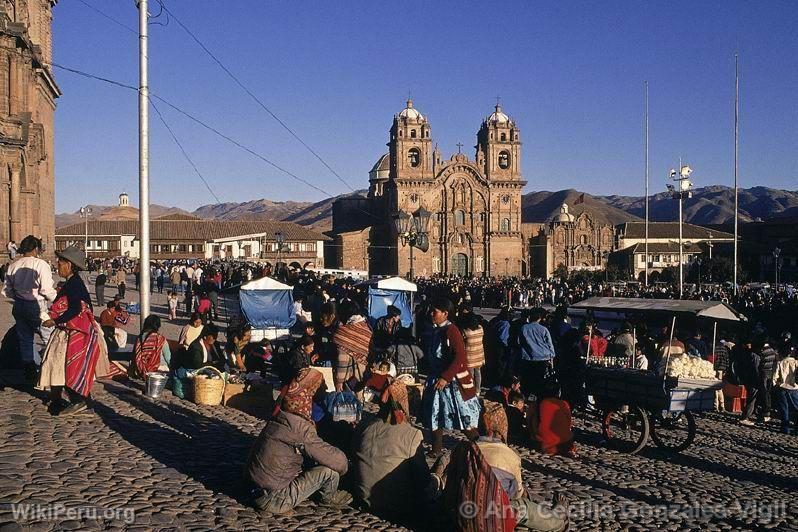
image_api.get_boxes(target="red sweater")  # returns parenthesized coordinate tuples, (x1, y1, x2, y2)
(440, 324, 477, 401)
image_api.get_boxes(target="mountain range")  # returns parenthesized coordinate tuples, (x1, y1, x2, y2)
(56, 185, 797, 230)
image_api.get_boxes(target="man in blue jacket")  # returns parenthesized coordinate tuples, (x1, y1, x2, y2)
(517, 308, 556, 399)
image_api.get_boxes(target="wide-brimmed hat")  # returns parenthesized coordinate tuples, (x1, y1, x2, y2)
(55, 246, 87, 271)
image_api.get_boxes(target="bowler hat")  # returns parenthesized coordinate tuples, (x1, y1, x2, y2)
(55, 245, 87, 271)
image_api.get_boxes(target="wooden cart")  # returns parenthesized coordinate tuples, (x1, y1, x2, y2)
(586, 366, 723, 453)
(567, 297, 745, 454)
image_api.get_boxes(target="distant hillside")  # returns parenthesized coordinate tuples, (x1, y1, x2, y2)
(600, 186, 798, 225)
(55, 204, 192, 228)
(522, 189, 641, 225)
(191, 190, 367, 232)
(57, 185, 797, 230)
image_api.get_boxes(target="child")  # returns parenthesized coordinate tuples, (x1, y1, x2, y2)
(167, 290, 179, 321)
(505, 390, 529, 444)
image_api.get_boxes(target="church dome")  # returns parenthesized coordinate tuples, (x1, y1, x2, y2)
(369, 153, 390, 180)
(488, 104, 509, 124)
(554, 203, 575, 223)
(398, 99, 423, 120)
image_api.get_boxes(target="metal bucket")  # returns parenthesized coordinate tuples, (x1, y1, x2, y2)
(145, 372, 169, 399)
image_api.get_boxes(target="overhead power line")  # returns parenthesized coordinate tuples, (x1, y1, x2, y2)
(51, 62, 382, 225)
(149, 98, 222, 203)
(155, 0, 357, 193)
(77, 0, 138, 34)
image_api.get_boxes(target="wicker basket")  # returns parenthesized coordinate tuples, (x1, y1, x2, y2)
(193, 366, 226, 406)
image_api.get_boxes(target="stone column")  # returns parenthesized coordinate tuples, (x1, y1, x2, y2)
(9, 162, 20, 241)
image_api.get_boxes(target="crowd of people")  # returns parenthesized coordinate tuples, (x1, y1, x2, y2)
(2, 243, 797, 530)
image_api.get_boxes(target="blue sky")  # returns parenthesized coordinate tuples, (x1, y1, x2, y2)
(53, 1, 798, 213)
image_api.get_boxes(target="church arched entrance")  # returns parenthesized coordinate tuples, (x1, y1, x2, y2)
(452, 253, 469, 277)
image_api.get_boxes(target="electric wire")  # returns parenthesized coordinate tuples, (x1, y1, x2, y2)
(76, 0, 138, 35)
(51, 62, 383, 226)
(154, 0, 357, 193)
(149, 98, 222, 203)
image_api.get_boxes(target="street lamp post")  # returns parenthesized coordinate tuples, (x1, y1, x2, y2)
(393, 208, 431, 279)
(79, 206, 92, 254)
(773, 247, 781, 292)
(667, 163, 694, 298)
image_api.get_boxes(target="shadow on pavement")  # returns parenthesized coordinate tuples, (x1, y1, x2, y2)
(94, 382, 256, 505)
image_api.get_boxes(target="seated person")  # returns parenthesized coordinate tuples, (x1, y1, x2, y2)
(99, 298, 130, 350)
(314, 303, 340, 366)
(129, 315, 171, 379)
(505, 390, 529, 445)
(392, 327, 424, 377)
(178, 324, 225, 370)
(435, 405, 568, 532)
(178, 313, 204, 350)
(274, 335, 316, 386)
(332, 314, 372, 392)
(225, 323, 252, 371)
(485, 374, 522, 405)
(527, 383, 576, 457)
(243, 339, 273, 374)
(246, 349, 350, 516)
(351, 380, 429, 524)
(370, 305, 402, 359)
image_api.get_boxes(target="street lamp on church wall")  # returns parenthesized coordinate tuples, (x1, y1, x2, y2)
(394, 207, 431, 279)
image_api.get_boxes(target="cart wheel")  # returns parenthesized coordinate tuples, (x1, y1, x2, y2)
(602, 406, 649, 454)
(650, 411, 696, 452)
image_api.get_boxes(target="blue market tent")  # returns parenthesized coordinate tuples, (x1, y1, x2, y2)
(359, 277, 417, 328)
(239, 277, 296, 329)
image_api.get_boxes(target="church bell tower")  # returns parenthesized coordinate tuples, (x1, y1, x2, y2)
(477, 103, 521, 181)
(388, 99, 433, 180)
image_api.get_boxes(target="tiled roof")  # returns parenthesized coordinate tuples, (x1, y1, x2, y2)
(56, 219, 330, 241)
(154, 213, 202, 221)
(627, 242, 703, 254)
(619, 222, 734, 240)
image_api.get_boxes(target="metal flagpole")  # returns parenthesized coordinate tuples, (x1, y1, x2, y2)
(644, 81, 650, 287)
(733, 53, 739, 296)
(138, 0, 151, 323)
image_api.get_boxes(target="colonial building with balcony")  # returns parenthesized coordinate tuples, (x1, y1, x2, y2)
(614, 221, 734, 280)
(55, 214, 329, 268)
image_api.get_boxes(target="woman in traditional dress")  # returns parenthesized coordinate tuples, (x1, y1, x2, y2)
(273, 344, 327, 421)
(38, 246, 103, 416)
(421, 297, 481, 457)
(129, 315, 171, 379)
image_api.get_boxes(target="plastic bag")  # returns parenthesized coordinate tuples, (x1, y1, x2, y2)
(325, 390, 362, 423)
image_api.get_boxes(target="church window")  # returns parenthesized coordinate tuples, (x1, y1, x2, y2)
(500, 132, 506, 141)
(501, 218, 510, 232)
(478, 212, 485, 223)
(455, 210, 465, 226)
(409, 193, 419, 203)
(498, 151, 510, 170)
(408, 148, 420, 167)
(580, 235, 588, 245)
(411, 129, 417, 138)
(399, 130, 403, 137)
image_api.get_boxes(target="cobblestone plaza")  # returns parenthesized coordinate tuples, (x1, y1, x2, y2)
(0, 276, 796, 531)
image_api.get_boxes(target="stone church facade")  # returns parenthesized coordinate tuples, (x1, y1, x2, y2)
(530, 203, 615, 277)
(0, 0, 59, 254)
(329, 100, 526, 277)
